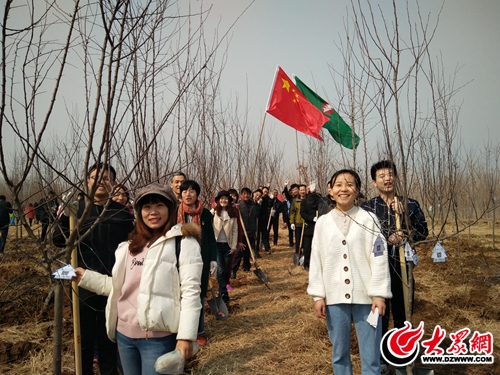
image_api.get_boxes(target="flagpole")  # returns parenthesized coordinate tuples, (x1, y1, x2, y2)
(295, 130, 300, 183)
(251, 112, 267, 187)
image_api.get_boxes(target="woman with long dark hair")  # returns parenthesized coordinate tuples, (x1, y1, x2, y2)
(73, 183, 203, 374)
(211, 190, 238, 302)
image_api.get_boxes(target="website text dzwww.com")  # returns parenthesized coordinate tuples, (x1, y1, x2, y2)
(421, 355, 494, 364)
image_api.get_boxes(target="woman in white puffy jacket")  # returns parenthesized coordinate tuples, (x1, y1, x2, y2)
(73, 183, 203, 375)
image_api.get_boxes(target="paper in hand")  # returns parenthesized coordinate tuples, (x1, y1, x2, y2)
(52, 264, 76, 280)
(366, 307, 379, 328)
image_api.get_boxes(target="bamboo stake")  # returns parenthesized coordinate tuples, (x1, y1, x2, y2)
(70, 204, 82, 375)
(394, 197, 409, 319)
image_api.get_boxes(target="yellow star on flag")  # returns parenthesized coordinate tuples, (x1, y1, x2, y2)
(281, 78, 290, 92)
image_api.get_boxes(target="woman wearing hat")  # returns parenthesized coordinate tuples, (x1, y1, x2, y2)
(212, 190, 238, 303)
(73, 183, 203, 375)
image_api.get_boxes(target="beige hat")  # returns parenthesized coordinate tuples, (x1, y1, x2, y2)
(134, 183, 177, 209)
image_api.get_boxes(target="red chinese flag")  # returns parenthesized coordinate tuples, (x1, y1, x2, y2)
(266, 66, 328, 140)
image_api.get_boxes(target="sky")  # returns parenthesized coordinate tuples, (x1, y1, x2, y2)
(201, 0, 500, 159)
(3, 0, 499, 175)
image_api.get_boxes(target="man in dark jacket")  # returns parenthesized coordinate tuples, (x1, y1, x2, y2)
(361, 160, 428, 374)
(36, 191, 58, 242)
(256, 186, 273, 254)
(0, 195, 13, 254)
(282, 183, 299, 247)
(299, 183, 323, 271)
(269, 189, 282, 246)
(232, 187, 260, 276)
(53, 163, 134, 375)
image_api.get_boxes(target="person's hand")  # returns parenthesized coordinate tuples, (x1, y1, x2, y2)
(237, 242, 246, 250)
(229, 248, 236, 255)
(269, 193, 274, 200)
(257, 198, 262, 205)
(372, 299, 386, 316)
(290, 224, 296, 231)
(313, 217, 317, 222)
(388, 199, 404, 215)
(284, 181, 289, 187)
(388, 233, 405, 246)
(210, 261, 217, 275)
(175, 339, 193, 360)
(314, 299, 326, 319)
(72, 267, 86, 283)
(270, 209, 276, 217)
(309, 182, 316, 193)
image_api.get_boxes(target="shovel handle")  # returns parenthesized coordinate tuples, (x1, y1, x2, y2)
(239, 210, 258, 265)
(394, 197, 409, 319)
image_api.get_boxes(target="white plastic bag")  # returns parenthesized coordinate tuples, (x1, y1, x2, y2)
(154, 342, 199, 374)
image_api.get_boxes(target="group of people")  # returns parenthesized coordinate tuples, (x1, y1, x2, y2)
(11, 156, 426, 375)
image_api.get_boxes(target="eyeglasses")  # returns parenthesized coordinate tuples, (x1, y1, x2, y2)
(89, 176, 112, 182)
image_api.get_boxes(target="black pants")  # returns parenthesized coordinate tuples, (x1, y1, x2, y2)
(41, 220, 50, 241)
(79, 292, 118, 375)
(302, 234, 313, 268)
(382, 251, 415, 335)
(256, 224, 271, 252)
(232, 236, 253, 274)
(294, 226, 304, 254)
(270, 216, 279, 245)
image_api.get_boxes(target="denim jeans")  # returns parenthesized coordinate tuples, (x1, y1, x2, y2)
(326, 304, 382, 375)
(0, 225, 8, 253)
(216, 242, 231, 295)
(117, 331, 177, 375)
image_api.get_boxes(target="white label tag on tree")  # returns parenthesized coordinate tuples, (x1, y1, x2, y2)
(404, 242, 413, 261)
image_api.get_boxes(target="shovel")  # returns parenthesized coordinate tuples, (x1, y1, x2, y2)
(207, 279, 228, 320)
(293, 225, 305, 266)
(239, 211, 270, 289)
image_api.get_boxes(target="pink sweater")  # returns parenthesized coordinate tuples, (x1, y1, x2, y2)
(116, 247, 170, 339)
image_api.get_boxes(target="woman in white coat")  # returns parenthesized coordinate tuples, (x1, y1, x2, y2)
(73, 183, 203, 375)
(307, 169, 391, 375)
(211, 190, 238, 303)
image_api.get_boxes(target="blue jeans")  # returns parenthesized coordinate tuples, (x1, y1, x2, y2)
(326, 304, 381, 375)
(216, 242, 231, 295)
(0, 225, 8, 253)
(117, 331, 177, 375)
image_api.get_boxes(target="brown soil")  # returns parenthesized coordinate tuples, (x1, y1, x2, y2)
(1, 225, 499, 374)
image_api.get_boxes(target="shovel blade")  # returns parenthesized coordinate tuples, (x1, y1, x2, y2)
(215, 297, 229, 319)
(253, 267, 268, 283)
(293, 252, 299, 266)
(207, 297, 228, 320)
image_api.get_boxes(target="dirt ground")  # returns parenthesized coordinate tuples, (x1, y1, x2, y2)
(0, 222, 499, 374)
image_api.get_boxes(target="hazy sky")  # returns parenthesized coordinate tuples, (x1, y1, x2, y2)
(202, 0, 500, 158)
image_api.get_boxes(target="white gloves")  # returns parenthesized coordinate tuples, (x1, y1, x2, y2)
(309, 182, 316, 193)
(270, 209, 276, 217)
(210, 261, 217, 275)
(291, 224, 296, 231)
(269, 193, 274, 200)
(284, 181, 289, 187)
(313, 217, 318, 222)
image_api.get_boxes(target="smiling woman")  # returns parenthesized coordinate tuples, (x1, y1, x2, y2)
(307, 169, 391, 375)
(73, 183, 203, 375)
